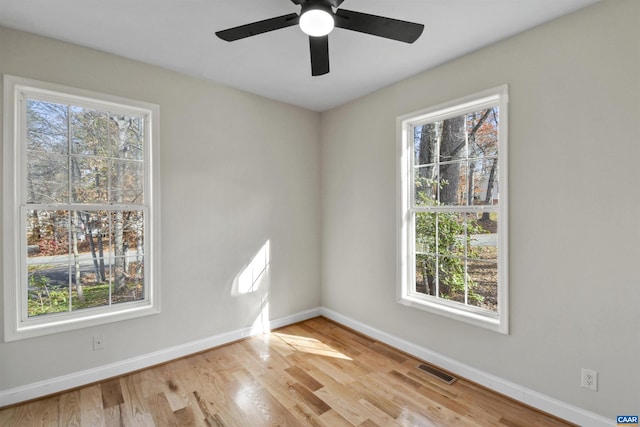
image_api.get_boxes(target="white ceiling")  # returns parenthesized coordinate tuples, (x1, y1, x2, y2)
(0, 0, 600, 111)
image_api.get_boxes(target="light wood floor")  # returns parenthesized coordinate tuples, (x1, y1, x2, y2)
(0, 317, 575, 426)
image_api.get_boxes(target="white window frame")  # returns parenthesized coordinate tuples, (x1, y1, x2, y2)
(3, 75, 161, 341)
(396, 85, 509, 334)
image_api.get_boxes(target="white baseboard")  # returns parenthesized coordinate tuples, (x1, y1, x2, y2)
(320, 308, 613, 427)
(0, 307, 322, 407)
(0, 306, 614, 427)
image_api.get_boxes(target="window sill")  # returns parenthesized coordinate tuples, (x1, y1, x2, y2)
(4, 301, 160, 342)
(398, 293, 508, 335)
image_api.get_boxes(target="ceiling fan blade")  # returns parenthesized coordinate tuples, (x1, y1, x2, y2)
(334, 9, 424, 43)
(309, 35, 329, 76)
(216, 13, 299, 41)
(291, 0, 344, 6)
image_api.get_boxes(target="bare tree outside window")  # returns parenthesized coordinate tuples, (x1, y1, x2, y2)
(25, 99, 146, 317)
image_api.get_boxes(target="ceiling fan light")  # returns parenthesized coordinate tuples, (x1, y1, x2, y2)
(299, 8, 334, 37)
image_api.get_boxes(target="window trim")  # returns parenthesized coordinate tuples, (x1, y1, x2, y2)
(3, 75, 161, 341)
(396, 85, 509, 334)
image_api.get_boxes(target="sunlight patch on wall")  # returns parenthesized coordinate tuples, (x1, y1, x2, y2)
(235, 240, 270, 295)
(249, 297, 270, 335)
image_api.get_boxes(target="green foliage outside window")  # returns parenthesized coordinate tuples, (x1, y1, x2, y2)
(414, 179, 485, 305)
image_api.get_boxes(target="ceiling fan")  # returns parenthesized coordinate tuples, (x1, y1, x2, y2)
(215, 0, 424, 76)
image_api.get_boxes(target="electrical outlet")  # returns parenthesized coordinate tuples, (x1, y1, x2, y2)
(93, 334, 104, 351)
(581, 368, 597, 391)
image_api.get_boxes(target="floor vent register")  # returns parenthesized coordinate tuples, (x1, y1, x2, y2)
(417, 364, 458, 385)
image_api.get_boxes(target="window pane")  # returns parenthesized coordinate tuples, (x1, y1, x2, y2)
(24, 208, 146, 315)
(71, 263, 110, 311)
(68, 209, 110, 311)
(471, 212, 498, 262)
(414, 165, 437, 206)
(414, 124, 437, 165)
(26, 99, 69, 155)
(111, 256, 144, 305)
(71, 156, 109, 203)
(415, 212, 436, 254)
(78, 210, 112, 260)
(436, 255, 467, 302)
(110, 114, 144, 160)
(26, 210, 70, 259)
(438, 161, 467, 206)
(439, 116, 466, 163)
(110, 160, 144, 204)
(467, 260, 498, 312)
(105, 210, 143, 248)
(436, 212, 467, 259)
(415, 254, 436, 296)
(27, 263, 70, 317)
(467, 108, 498, 159)
(26, 152, 69, 203)
(70, 106, 109, 156)
(107, 208, 144, 259)
(470, 158, 498, 206)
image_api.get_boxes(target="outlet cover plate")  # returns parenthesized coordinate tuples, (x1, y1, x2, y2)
(93, 335, 104, 351)
(581, 368, 597, 391)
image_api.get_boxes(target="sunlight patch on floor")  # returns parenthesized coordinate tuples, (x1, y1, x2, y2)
(272, 332, 352, 360)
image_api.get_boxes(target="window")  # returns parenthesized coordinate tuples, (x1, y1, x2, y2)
(397, 85, 508, 333)
(3, 75, 160, 341)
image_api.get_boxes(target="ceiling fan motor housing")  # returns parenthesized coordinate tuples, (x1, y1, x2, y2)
(291, 0, 345, 9)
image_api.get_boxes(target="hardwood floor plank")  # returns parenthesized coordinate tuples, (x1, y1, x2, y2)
(350, 384, 403, 419)
(247, 386, 304, 426)
(193, 390, 222, 427)
(317, 408, 356, 427)
(388, 369, 471, 415)
(0, 407, 15, 426)
(358, 419, 382, 427)
(303, 355, 358, 385)
(369, 342, 408, 363)
(356, 397, 402, 426)
(288, 404, 326, 426)
(101, 378, 124, 409)
(288, 382, 331, 416)
(141, 366, 188, 413)
(256, 368, 306, 410)
(0, 317, 577, 427)
(187, 368, 247, 425)
(119, 375, 154, 426)
(229, 386, 274, 426)
(285, 366, 324, 391)
(315, 386, 368, 425)
(58, 390, 81, 426)
(79, 384, 106, 426)
(145, 392, 177, 427)
(368, 371, 471, 426)
(172, 405, 200, 426)
(0, 396, 59, 427)
(103, 404, 123, 427)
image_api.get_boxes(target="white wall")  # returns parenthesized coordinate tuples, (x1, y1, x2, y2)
(0, 27, 321, 389)
(1, 0, 638, 422)
(320, 0, 639, 419)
